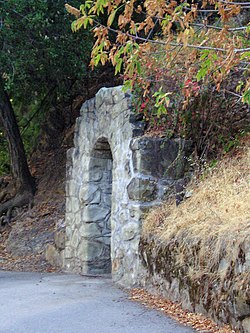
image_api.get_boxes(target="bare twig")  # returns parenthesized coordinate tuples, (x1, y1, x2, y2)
(224, 89, 243, 98)
(219, 0, 250, 5)
(191, 23, 248, 31)
(93, 19, 250, 54)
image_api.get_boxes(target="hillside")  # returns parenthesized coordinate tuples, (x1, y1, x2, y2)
(0, 134, 68, 272)
(140, 135, 250, 332)
(144, 136, 250, 245)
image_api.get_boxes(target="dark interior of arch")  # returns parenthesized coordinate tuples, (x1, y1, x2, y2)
(87, 137, 113, 274)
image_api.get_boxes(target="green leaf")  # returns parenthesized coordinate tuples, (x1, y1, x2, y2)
(200, 49, 210, 60)
(243, 89, 250, 104)
(240, 51, 250, 60)
(94, 54, 101, 66)
(107, 9, 117, 27)
(246, 23, 250, 34)
(197, 68, 205, 81)
(71, 21, 77, 32)
(136, 61, 141, 75)
(122, 80, 132, 92)
(115, 58, 123, 75)
(83, 17, 90, 29)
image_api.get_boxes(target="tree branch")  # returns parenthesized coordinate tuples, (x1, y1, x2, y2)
(93, 19, 250, 54)
(191, 23, 248, 31)
(219, 0, 250, 5)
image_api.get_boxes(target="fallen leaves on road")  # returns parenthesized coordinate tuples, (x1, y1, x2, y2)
(129, 289, 238, 333)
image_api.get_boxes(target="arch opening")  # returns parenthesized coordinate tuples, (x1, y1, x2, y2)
(86, 137, 113, 274)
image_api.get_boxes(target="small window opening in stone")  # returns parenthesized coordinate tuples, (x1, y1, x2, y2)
(86, 137, 113, 274)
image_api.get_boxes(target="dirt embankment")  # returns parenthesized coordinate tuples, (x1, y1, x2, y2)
(0, 139, 69, 272)
(140, 137, 250, 332)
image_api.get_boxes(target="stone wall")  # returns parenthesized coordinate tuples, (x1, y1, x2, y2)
(57, 85, 249, 332)
(139, 236, 250, 333)
(63, 86, 192, 286)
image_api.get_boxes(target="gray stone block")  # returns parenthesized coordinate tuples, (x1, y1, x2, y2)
(54, 230, 66, 250)
(78, 240, 106, 262)
(127, 177, 158, 202)
(79, 185, 101, 205)
(122, 223, 139, 241)
(45, 244, 62, 267)
(131, 137, 192, 179)
(79, 223, 102, 238)
(89, 170, 103, 182)
(82, 206, 110, 222)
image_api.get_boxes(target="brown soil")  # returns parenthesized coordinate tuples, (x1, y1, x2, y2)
(0, 139, 69, 272)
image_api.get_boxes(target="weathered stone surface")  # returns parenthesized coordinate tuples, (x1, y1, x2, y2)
(79, 185, 101, 205)
(64, 243, 76, 262)
(67, 197, 80, 214)
(65, 86, 192, 287)
(89, 170, 103, 182)
(122, 223, 139, 241)
(65, 226, 73, 239)
(54, 230, 66, 251)
(127, 178, 157, 202)
(78, 240, 104, 261)
(139, 236, 250, 333)
(242, 318, 250, 333)
(79, 223, 101, 238)
(95, 87, 114, 108)
(82, 206, 110, 222)
(131, 137, 192, 179)
(45, 244, 62, 267)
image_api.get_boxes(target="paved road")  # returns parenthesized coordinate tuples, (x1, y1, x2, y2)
(0, 271, 195, 333)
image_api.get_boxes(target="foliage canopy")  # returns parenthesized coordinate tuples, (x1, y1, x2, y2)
(67, 0, 250, 158)
(0, 0, 93, 102)
(0, 0, 93, 175)
(67, 0, 250, 102)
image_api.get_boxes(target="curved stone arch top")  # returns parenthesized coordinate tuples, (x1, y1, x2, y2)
(64, 86, 192, 286)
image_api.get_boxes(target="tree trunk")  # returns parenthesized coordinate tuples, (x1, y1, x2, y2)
(0, 77, 36, 195)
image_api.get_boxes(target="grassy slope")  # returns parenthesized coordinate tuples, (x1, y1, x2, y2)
(143, 135, 250, 281)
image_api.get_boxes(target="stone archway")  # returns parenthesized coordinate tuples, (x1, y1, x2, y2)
(85, 137, 113, 274)
(64, 86, 192, 286)
(64, 86, 143, 284)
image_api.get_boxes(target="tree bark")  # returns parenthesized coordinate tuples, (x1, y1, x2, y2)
(0, 77, 36, 195)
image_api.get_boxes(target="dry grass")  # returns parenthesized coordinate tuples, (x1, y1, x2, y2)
(143, 136, 250, 279)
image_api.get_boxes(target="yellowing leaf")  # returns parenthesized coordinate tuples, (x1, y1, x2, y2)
(65, 4, 80, 18)
(107, 9, 117, 27)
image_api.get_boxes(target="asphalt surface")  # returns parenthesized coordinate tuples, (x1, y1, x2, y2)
(0, 271, 195, 333)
